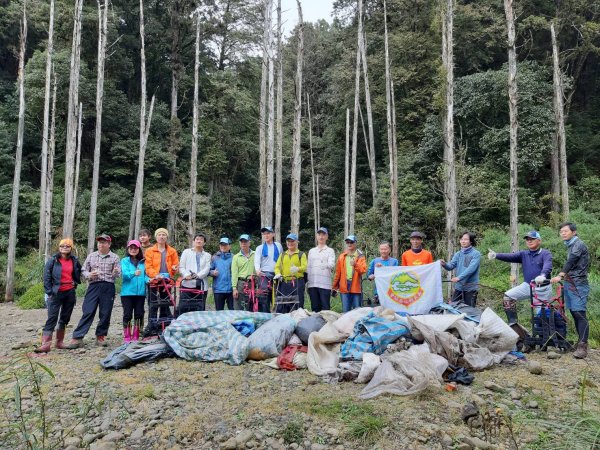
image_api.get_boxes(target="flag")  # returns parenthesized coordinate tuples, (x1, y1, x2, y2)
(374, 262, 443, 315)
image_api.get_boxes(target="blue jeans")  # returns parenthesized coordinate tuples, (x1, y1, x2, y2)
(341, 281, 362, 312)
(564, 281, 589, 312)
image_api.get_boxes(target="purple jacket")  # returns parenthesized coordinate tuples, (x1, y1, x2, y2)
(496, 249, 552, 283)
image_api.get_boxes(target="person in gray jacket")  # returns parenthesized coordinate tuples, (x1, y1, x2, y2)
(551, 222, 591, 359)
(440, 232, 481, 307)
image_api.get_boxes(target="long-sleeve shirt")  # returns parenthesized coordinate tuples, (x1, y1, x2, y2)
(254, 242, 283, 274)
(179, 249, 211, 289)
(82, 251, 121, 284)
(442, 248, 481, 292)
(562, 237, 589, 284)
(368, 257, 399, 296)
(232, 250, 255, 288)
(275, 250, 308, 279)
(496, 248, 552, 283)
(307, 246, 336, 289)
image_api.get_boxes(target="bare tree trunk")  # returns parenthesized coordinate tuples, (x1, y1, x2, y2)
(274, 0, 283, 242)
(62, 0, 84, 239)
(6, 1, 27, 302)
(307, 93, 317, 244)
(189, 13, 201, 242)
(384, 0, 398, 259)
(69, 102, 83, 232)
(349, 0, 363, 235)
(259, 0, 272, 226)
(266, 13, 275, 227)
(87, 0, 108, 254)
(290, 0, 303, 235)
(344, 108, 350, 237)
(44, 71, 57, 260)
(551, 22, 569, 220)
(504, 0, 519, 286)
(550, 132, 560, 213)
(38, 0, 54, 256)
(360, 29, 377, 203)
(442, 0, 457, 261)
(316, 173, 321, 229)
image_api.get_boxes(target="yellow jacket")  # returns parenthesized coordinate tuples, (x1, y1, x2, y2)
(275, 250, 308, 279)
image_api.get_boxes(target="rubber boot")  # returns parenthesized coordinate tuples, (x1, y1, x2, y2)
(55, 329, 67, 349)
(34, 333, 53, 353)
(133, 324, 140, 341)
(123, 326, 131, 343)
(573, 342, 588, 359)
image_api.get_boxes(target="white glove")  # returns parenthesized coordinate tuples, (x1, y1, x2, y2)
(534, 275, 546, 285)
(273, 274, 282, 280)
(487, 249, 496, 260)
(290, 265, 299, 274)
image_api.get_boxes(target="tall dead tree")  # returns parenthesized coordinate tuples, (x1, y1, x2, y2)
(62, 0, 84, 239)
(442, 0, 457, 259)
(384, 0, 398, 258)
(189, 12, 201, 241)
(274, 0, 283, 242)
(69, 103, 83, 231)
(44, 71, 57, 260)
(344, 108, 350, 237)
(504, 0, 519, 285)
(307, 93, 318, 242)
(129, 0, 155, 239)
(266, 5, 275, 229)
(360, 30, 377, 203)
(551, 22, 569, 220)
(6, 0, 27, 302)
(87, 0, 109, 254)
(38, 0, 54, 256)
(349, 0, 364, 235)
(290, 0, 303, 235)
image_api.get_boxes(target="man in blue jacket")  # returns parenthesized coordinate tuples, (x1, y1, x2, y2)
(488, 231, 552, 337)
(441, 232, 481, 307)
(210, 237, 234, 310)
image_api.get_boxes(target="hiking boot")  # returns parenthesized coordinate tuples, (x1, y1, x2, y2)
(573, 342, 588, 359)
(34, 333, 52, 353)
(96, 336, 108, 347)
(65, 338, 83, 349)
(55, 329, 67, 349)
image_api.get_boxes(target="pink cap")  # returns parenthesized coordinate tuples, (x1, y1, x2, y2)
(127, 239, 141, 248)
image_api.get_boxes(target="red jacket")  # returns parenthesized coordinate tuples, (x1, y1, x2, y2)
(333, 250, 367, 294)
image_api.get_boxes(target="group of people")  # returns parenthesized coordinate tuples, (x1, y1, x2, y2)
(37, 222, 590, 359)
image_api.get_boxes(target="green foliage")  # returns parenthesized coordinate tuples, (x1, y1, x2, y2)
(280, 417, 304, 444)
(16, 283, 45, 310)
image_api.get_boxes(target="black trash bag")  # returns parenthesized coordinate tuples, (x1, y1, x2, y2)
(295, 314, 327, 345)
(101, 338, 175, 370)
(444, 364, 475, 385)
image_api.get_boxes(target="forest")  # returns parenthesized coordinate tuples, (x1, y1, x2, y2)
(1, 0, 600, 300)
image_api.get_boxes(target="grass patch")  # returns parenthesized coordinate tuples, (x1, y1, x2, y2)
(16, 283, 45, 309)
(347, 414, 387, 440)
(133, 384, 156, 400)
(281, 417, 304, 444)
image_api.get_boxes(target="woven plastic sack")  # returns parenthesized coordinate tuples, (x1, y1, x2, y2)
(247, 314, 297, 360)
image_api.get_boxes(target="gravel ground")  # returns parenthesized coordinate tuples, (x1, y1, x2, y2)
(1, 300, 599, 450)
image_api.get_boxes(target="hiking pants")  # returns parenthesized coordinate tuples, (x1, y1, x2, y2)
(43, 289, 76, 333)
(451, 290, 478, 308)
(72, 282, 116, 338)
(214, 292, 234, 311)
(121, 295, 145, 327)
(308, 287, 331, 312)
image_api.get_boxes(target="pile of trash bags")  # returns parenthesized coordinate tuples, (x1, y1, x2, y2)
(101, 304, 518, 399)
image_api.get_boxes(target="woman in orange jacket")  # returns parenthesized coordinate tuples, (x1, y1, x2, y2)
(332, 235, 367, 312)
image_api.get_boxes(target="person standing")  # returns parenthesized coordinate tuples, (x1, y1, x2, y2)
(144, 228, 179, 335)
(254, 226, 283, 312)
(367, 241, 399, 304)
(274, 233, 308, 312)
(401, 231, 434, 266)
(333, 235, 367, 313)
(179, 232, 211, 311)
(35, 239, 82, 353)
(138, 228, 153, 255)
(67, 234, 121, 348)
(307, 227, 336, 312)
(210, 237, 234, 310)
(440, 232, 481, 307)
(232, 234, 255, 310)
(120, 240, 147, 343)
(551, 223, 591, 359)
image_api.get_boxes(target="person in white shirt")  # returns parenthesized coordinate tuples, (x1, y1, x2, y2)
(307, 227, 336, 312)
(254, 226, 283, 312)
(179, 232, 211, 311)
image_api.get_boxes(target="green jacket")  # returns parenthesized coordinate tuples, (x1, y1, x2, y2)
(232, 249, 255, 288)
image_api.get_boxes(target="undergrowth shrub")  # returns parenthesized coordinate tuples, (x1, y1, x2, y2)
(15, 283, 45, 310)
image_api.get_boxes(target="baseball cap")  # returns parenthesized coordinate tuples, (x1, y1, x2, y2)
(261, 226, 274, 233)
(239, 234, 250, 241)
(317, 227, 329, 234)
(524, 231, 541, 240)
(410, 231, 425, 239)
(219, 237, 231, 245)
(96, 234, 112, 242)
(286, 233, 298, 241)
(345, 235, 357, 243)
(127, 239, 141, 248)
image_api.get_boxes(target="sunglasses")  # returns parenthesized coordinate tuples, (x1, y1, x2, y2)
(59, 245, 72, 248)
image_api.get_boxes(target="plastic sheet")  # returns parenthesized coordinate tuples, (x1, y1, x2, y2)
(474, 308, 519, 353)
(101, 339, 175, 370)
(340, 313, 410, 360)
(247, 314, 297, 360)
(355, 352, 381, 384)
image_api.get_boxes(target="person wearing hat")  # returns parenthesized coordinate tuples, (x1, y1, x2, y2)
(333, 235, 367, 313)
(254, 226, 283, 312)
(274, 233, 308, 312)
(67, 234, 121, 348)
(550, 222, 590, 358)
(179, 232, 211, 312)
(232, 234, 255, 310)
(210, 237, 234, 310)
(401, 231, 434, 266)
(120, 240, 148, 342)
(367, 241, 399, 304)
(440, 232, 481, 307)
(35, 239, 82, 353)
(143, 228, 180, 336)
(488, 230, 553, 341)
(307, 227, 336, 312)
